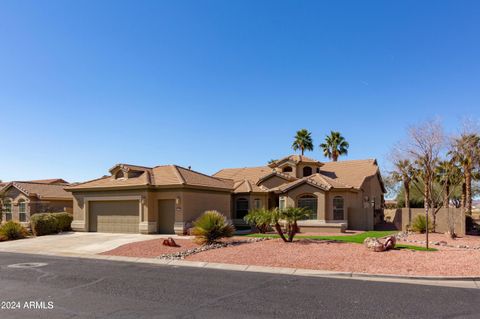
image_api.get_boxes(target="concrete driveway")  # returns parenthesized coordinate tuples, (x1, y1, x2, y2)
(0, 232, 178, 256)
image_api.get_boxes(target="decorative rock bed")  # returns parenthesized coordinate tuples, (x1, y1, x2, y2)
(157, 237, 270, 260)
(397, 231, 480, 250)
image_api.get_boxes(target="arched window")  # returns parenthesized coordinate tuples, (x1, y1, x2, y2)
(236, 198, 249, 219)
(303, 166, 312, 177)
(282, 166, 293, 173)
(3, 199, 12, 221)
(18, 199, 27, 222)
(297, 195, 317, 220)
(333, 196, 344, 220)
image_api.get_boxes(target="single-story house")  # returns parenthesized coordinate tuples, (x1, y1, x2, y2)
(65, 164, 233, 235)
(0, 179, 73, 226)
(214, 155, 385, 232)
(65, 155, 385, 234)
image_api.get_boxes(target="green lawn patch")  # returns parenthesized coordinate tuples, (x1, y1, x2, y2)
(246, 231, 437, 251)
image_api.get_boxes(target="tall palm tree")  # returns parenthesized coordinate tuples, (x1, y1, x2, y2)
(292, 129, 314, 155)
(320, 131, 349, 161)
(390, 159, 415, 209)
(450, 133, 480, 213)
(435, 160, 462, 208)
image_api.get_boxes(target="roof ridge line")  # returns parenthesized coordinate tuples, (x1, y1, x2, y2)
(171, 165, 186, 185)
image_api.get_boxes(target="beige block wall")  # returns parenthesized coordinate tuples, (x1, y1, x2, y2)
(394, 208, 465, 236)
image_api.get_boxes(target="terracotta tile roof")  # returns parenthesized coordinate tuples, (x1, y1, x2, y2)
(213, 166, 274, 183)
(1, 182, 72, 199)
(233, 179, 268, 193)
(27, 178, 69, 185)
(268, 154, 323, 168)
(320, 159, 380, 189)
(67, 164, 232, 191)
(256, 171, 297, 185)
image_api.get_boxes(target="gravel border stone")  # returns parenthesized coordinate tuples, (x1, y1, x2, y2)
(157, 237, 269, 260)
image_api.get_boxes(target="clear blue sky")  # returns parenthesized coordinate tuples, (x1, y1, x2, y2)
(1, 1, 479, 183)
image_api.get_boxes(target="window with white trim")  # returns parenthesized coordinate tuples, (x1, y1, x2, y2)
(18, 199, 27, 222)
(254, 199, 261, 209)
(4, 200, 12, 221)
(279, 197, 286, 210)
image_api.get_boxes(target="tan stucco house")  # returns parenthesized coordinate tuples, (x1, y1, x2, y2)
(65, 164, 233, 235)
(214, 155, 385, 232)
(0, 179, 73, 226)
(65, 155, 384, 235)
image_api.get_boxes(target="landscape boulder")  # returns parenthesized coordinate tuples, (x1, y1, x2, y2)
(364, 236, 396, 252)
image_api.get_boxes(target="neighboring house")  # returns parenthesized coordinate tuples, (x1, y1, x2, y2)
(65, 164, 233, 235)
(214, 155, 385, 232)
(0, 179, 73, 225)
(66, 155, 385, 235)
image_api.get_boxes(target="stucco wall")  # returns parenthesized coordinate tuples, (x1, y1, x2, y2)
(181, 189, 232, 222)
(282, 184, 326, 220)
(391, 208, 465, 235)
(2, 187, 72, 223)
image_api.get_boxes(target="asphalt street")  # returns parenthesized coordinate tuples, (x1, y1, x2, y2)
(0, 252, 479, 319)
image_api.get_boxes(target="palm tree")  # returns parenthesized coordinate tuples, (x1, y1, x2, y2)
(435, 160, 462, 208)
(320, 131, 349, 161)
(292, 129, 314, 155)
(390, 159, 416, 209)
(450, 133, 480, 213)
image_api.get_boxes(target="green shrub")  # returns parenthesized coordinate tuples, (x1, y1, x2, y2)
(51, 212, 73, 232)
(0, 221, 28, 240)
(30, 213, 59, 236)
(192, 210, 235, 245)
(244, 209, 271, 233)
(412, 214, 433, 233)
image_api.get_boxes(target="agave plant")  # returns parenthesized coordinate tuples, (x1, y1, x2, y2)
(191, 210, 235, 245)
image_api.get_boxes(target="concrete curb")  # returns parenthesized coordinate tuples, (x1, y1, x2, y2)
(2, 249, 480, 285)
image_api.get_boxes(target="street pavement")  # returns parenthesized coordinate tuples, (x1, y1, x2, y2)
(0, 252, 479, 319)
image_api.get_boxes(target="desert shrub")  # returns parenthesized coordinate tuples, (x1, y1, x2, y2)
(51, 212, 73, 232)
(30, 213, 59, 236)
(0, 221, 28, 240)
(191, 210, 235, 245)
(411, 214, 433, 233)
(244, 209, 271, 233)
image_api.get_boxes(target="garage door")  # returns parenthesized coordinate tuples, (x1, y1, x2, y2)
(89, 200, 139, 233)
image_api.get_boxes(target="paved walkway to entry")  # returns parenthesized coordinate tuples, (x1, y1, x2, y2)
(0, 232, 187, 255)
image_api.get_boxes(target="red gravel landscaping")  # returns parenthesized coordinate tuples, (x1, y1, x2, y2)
(186, 238, 480, 276)
(100, 235, 480, 276)
(100, 238, 200, 258)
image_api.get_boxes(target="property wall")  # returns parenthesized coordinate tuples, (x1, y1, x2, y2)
(392, 208, 465, 236)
